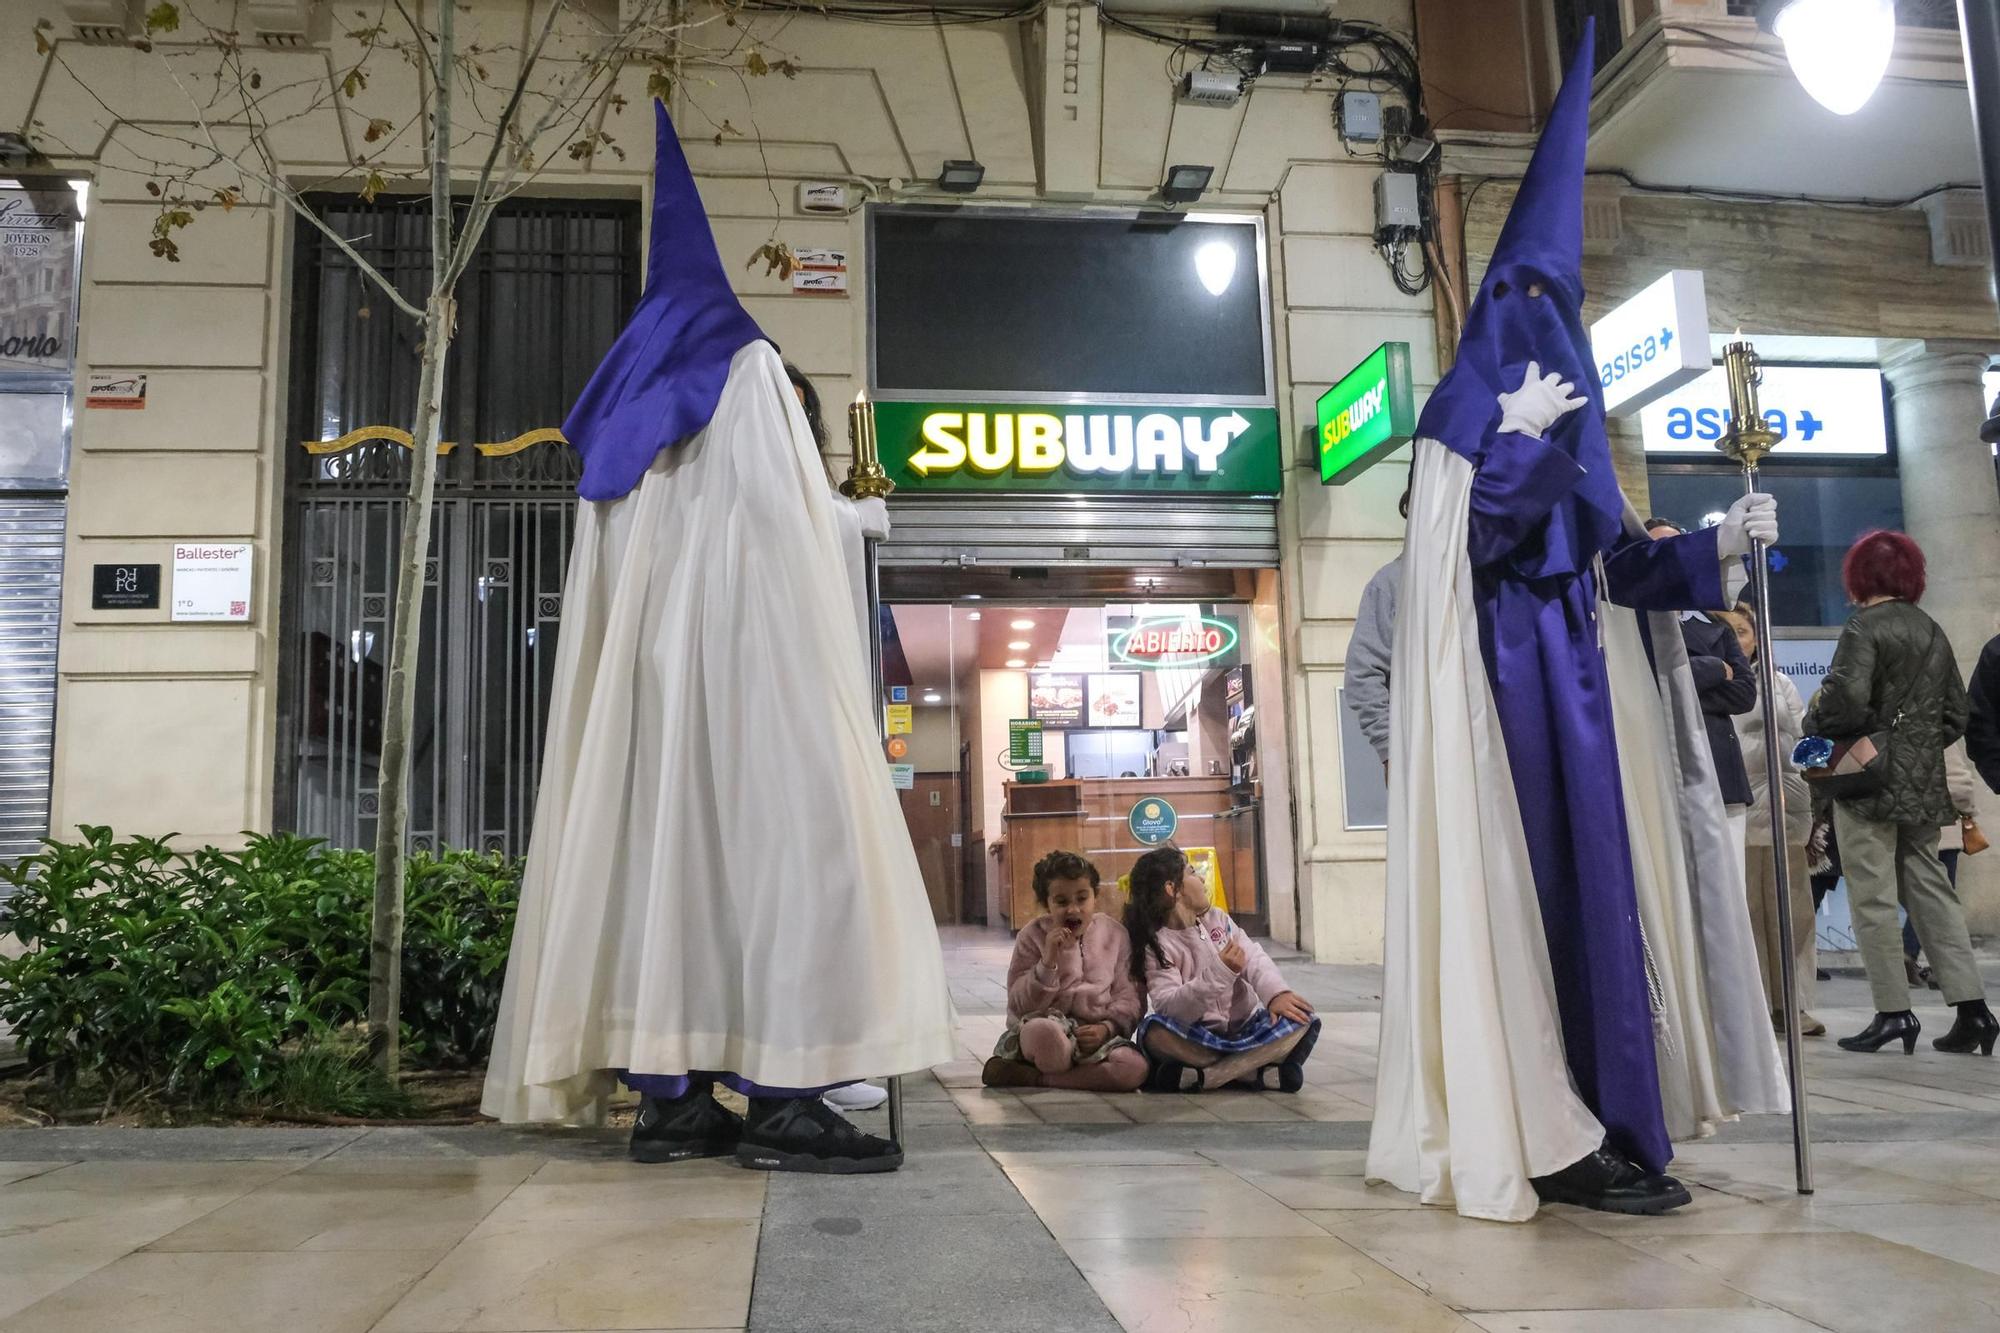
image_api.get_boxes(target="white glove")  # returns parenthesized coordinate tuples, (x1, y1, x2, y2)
(1715, 491, 1778, 559)
(1496, 360, 1588, 438)
(851, 495, 890, 541)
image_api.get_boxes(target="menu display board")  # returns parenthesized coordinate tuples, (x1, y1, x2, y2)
(1085, 672, 1141, 728)
(1028, 672, 1085, 728)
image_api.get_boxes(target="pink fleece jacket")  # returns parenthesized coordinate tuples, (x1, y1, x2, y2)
(1006, 914, 1143, 1035)
(1142, 907, 1289, 1031)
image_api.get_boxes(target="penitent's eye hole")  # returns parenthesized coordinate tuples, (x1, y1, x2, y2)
(1527, 281, 1546, 298)
(1491, 280, 1511, 298)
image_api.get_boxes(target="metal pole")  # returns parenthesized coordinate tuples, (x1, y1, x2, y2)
(843, 394, 904, 1148)
(1721, 340, 1813, 1195)
(1955, 0, 2000, 439)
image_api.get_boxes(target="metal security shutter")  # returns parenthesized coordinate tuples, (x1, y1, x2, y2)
(880, 496, 1278, 569)
(0, 497, 63, 862)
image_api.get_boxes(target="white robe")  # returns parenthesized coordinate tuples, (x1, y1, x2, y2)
(1367, 438, 1786, 1221)
(481, 342, 958, 1123)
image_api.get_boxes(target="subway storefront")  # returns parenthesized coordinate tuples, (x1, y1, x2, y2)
(863, 206, 1293, 934)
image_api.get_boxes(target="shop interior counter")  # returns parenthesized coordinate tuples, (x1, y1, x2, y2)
(998, 776, 1259, 930)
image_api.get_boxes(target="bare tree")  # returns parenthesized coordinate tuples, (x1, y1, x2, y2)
(26, 0, 799, 1076)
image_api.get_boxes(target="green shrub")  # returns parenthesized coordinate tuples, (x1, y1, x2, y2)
(0, 827, 520, 1109)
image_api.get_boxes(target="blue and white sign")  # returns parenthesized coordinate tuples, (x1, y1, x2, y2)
(888, 685, 908, 704)
(1641, 365, 1889, 457)
(1590, 270, 1711, 417)
(1772, 638, 1840, 706)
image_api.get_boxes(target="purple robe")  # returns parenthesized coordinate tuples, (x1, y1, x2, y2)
(1466, 434, 1725, 1173)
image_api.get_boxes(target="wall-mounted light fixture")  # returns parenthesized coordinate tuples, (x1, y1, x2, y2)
(937, 160, 986, 194)
(1161, 164, 1214, 205)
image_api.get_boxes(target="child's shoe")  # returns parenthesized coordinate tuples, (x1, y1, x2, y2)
(981, 1056, 1042, 1088)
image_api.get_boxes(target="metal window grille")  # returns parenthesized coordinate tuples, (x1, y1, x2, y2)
(278, 196, 639, 855)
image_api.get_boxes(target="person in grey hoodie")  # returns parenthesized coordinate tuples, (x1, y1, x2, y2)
(1345, 487, 1410, 768)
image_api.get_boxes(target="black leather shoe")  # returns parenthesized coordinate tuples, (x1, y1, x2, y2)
(629, 1084, 743, 1164)
(736, 1096, 903, 1175)
(1933, 1001, 2000, 1056)
(1838, 1010, 1921, 1054)
(1531, 1144, 1692, 1215)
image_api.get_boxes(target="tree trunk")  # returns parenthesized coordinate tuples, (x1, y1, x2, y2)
(368, 292, 455, 1077)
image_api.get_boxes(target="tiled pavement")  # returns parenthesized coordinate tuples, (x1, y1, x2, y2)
(3, 926, 2000, 1331)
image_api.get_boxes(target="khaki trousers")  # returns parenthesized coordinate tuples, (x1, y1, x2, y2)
(1744, 840, 1815, 1017)
(1833, 804, 1987, 1013)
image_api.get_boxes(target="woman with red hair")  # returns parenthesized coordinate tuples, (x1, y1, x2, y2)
(1805, 531, 1995, 1056)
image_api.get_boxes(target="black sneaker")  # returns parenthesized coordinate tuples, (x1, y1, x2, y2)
(629, 1085, 743, 1165)
(1531, 1143, 1693, 1215)
(736, 1096, 903, 1175)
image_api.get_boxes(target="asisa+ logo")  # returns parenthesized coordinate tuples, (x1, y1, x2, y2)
(1600, 325, 1674, 389)
(1663, 406, 1826, 444)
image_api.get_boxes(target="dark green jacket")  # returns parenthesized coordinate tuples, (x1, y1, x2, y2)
(1804, 600, 1969, 826)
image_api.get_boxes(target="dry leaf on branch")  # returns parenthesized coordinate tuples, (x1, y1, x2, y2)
(747, 240, 799, 281)
(364, 117, 393, 143)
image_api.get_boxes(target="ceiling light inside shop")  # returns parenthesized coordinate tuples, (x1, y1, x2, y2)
(1011, 618, 1036, 629)
(966, 612, 982, 621)
(1767, 0, 1895, 116)
(1195, 240, 1236, 296)
(923, 691, 943, 703)
(1005, 658, 1027, 668)
(1008, 640, 1031, 650)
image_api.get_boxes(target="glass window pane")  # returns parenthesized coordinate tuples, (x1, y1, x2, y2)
(1645, 468, 1904, 628)
(0, 392, 70, 488)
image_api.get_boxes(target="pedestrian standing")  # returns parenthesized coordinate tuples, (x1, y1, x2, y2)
(1716, 605, 1821, 1037)
(1803, 531, 1996, 1057)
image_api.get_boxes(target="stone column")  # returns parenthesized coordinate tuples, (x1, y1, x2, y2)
(1884, 340, 2000, 935)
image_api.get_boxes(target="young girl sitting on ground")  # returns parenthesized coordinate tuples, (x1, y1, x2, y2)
(982, 850, 1149, 1091)
(1126, 845, 1319, 1092)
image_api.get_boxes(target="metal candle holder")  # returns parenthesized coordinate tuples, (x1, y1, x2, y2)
(1716, 336, 1813, 1197)
(841, 390, 902, 1145)
(842, 392, 895, 500)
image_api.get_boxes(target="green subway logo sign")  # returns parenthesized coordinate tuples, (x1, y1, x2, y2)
(1316, 342, 1416, 485)
(872, 403, 1282, 494)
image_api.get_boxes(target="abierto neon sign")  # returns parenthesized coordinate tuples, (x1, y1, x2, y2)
(1109, 615, 1240, 668)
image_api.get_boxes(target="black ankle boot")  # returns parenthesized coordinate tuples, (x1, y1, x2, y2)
(1933, 1000, 2000, 1056)
(736, 1096, 903, 1175)
(1531, 1143, 1692, 1215)
(1837, 1010, 1921, 1054)
(629, 1081, 743, 1164)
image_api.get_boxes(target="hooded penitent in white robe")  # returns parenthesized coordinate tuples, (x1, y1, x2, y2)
(481, 342, 958, 1123)
(1366, 439, 1788, 1222)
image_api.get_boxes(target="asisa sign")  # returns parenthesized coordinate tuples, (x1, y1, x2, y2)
(1640, 365, 1888, 457)
(1588, 270, 1710, 417)
(872, 402, 1282, 494)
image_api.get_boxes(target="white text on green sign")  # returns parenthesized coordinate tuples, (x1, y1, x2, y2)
(911, 411, 1248, 478)
(1317, 342, 1416, 485)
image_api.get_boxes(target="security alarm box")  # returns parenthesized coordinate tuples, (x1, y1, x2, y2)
(797, 181, 850, 214)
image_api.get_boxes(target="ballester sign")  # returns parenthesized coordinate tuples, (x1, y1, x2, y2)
(873, 402, 1281, 494)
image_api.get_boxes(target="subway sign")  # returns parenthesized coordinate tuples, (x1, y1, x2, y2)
(871, 402, 1282, 493)
(1316, 342, 1416, 485)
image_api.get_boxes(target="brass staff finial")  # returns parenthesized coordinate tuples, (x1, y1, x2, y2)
(841, 391, 895, 500)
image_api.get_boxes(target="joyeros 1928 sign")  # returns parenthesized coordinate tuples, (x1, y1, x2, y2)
(0, 189, 80, 375)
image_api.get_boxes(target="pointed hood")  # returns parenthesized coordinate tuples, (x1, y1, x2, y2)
(1416, 20, 1624, 579)
(564, 101, 769, 501)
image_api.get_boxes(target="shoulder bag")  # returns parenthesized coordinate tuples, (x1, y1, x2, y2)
(1802, 620, 1942, 802)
